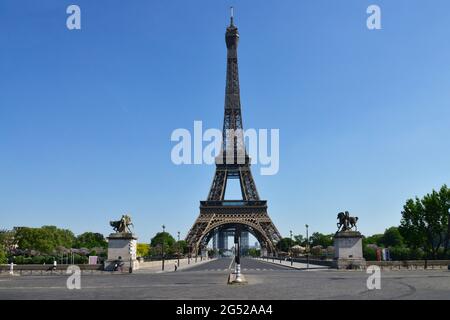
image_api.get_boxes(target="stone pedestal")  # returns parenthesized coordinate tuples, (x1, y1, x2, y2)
(333, 231, 366, 269)
(104, 233, 139, 271)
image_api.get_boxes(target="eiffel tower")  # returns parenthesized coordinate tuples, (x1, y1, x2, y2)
(186, 11, 281, 256)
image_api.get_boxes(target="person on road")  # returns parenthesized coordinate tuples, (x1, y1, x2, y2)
(174, 261, 178, 271)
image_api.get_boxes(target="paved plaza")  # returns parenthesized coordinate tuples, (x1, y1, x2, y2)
(1, 258, 450, 300)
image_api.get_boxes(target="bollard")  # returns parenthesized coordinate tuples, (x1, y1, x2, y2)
(234, 263, 243, 283)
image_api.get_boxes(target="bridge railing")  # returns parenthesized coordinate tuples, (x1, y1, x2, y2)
(260, 256, 334, 267)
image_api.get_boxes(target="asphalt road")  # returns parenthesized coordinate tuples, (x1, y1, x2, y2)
(1, 257, 449, 300)
(183, 257, 292, 272)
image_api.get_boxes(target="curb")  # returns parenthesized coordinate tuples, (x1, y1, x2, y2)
(253, 258, 329, 271)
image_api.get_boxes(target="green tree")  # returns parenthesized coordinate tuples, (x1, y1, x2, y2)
(207, 249, 216, 258)
(15, 227, 54, 254)
(380, 227, 404, 248)
(309, 232, 333, 247)
(75, 232, 107, 249)
(389, 246, 410, 261)
(399, 185, 450, 259)
(43, 226, 75, 249)
(174, 240, 187, 255)
(0, 229, 17, 255)
(150, 232, 176, 255)
(363, 234, 384, 247)
(363, 245, 377, 261)
(0, 244, 7, 264)
(293, 235, 305, 246)
(14, 226, 76, 255)
(247, 248, 261, 257)
(276, 237, 295, 252)
(136, 243, 150, 257)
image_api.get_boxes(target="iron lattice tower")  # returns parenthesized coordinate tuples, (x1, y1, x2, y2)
(186, 12, 281, 256)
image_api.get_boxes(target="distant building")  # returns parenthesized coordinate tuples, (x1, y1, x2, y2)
(241, 231, 249, 253)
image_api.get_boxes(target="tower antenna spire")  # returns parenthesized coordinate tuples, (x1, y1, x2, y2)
(230, 6, 234, 26)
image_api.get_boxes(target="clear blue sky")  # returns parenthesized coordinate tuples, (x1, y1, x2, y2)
(1, 0, 450, 242)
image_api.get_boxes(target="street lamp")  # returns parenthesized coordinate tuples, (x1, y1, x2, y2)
(161, 225, 165, 271)
(447, 201, 450, 270)
(290, 230, 293, 266)
(128, 241, 134, 273)
(234, 226, 243, 282)
(188, 245, 191, 264)
(305, 224, 309, 269)
(177, 231, 180, 269)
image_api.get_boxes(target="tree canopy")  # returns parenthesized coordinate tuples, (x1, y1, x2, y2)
(399, 185, 450, 259)
(276, 237, 296, 252)
(150, 232, 176, 255)
(0, 229, 17, 255)
(0, 244, 7, 264)
(380, 227, 404, 248)
(14, 226, 76, 255)
(136, 243, 150, 257)
(75, 232, 107, 249)
(293, 234, 305, 246)
(363, 234, 384, 246)
(176, 240, 188, 254)
(309, 232, 333, 247)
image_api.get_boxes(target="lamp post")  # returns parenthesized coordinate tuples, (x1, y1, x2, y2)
(305, 224, 309, 269)
(447, 201, 450, 269)
(128, 241, 134, 274)
(290, 230, 293, 266)
(161, 225, 165, 271)
(447, 201, 450, 248)
(234, 227, 243, 282)
(177, 231, 180, 269)
(188, 245, 191, 264)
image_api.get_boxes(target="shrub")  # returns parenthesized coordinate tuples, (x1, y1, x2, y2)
(13, 256, 33, 264)
(74, 254, 88, 264)
(408, 248, 425, 260)
(380, 227, 404, 247)
(436, 248, 449, 260)
(389, 246, 410, 261)
(32, 256, 46, 264)
(363, 246, 377, 261)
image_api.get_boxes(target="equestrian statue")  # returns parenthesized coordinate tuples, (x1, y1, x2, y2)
(110, 214, 134, 233)
(336, 211, 358, 232)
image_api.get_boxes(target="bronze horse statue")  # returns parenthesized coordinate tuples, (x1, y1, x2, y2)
(336, 211, 358, 232)
(110, 214, 134, 233)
